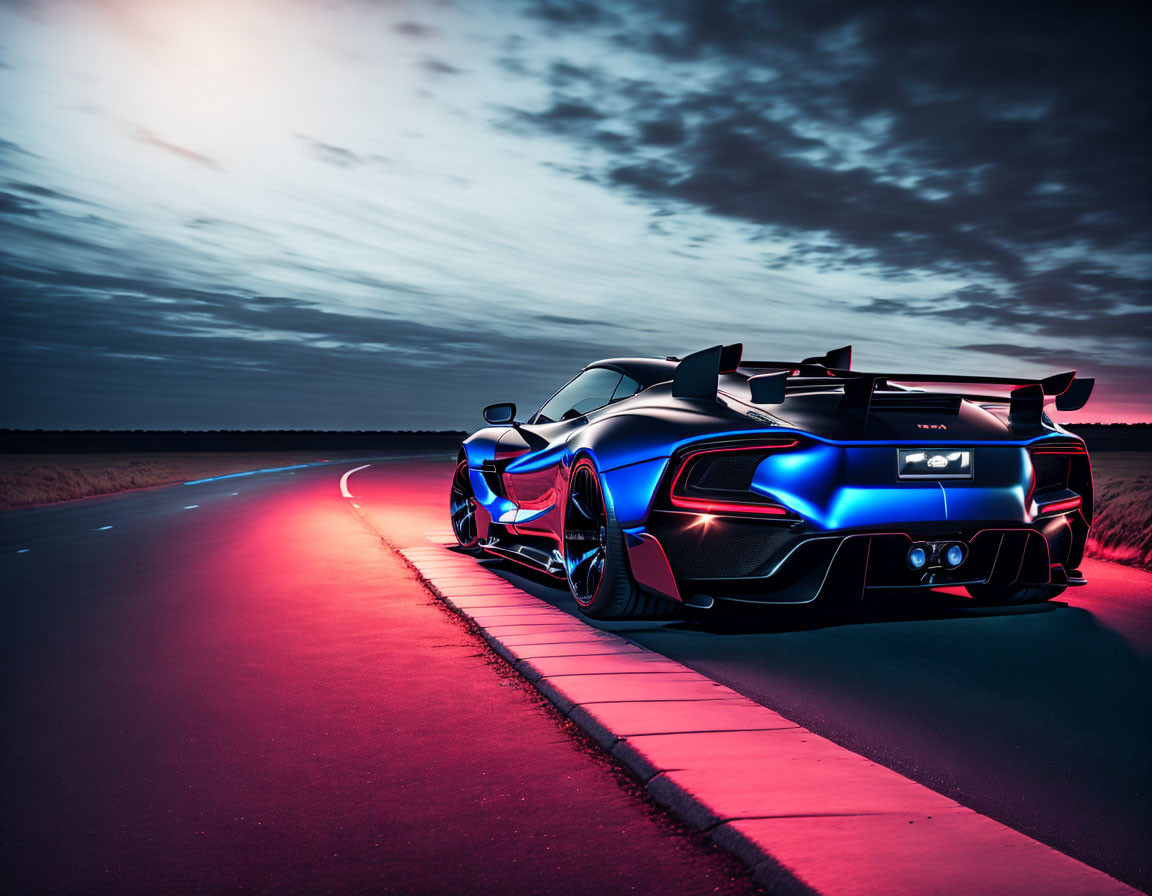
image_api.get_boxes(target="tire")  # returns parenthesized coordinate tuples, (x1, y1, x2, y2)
(449, 458, 482, 553)
(563, 457, 676, 619)
(965, 583, 1066, 605)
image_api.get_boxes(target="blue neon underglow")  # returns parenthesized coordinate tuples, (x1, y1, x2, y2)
(184, 463, 325, 485)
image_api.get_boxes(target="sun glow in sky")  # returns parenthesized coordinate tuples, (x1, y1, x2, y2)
(1, 0, 1149, 427)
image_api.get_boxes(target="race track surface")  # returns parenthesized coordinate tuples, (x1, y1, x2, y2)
(2, 454, 1149, 893)
(349, 457, 1152, 893)
(0, 456, 756, 894)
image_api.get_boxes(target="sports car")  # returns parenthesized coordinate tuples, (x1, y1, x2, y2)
(448, 344, 1095, 619)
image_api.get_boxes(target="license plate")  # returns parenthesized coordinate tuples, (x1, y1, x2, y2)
(898, 448, 973, 479)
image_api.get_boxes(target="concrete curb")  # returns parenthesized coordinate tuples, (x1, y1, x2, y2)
(399, 545, 1139, 895)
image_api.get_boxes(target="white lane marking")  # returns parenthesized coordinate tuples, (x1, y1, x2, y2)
(184, 505, 199, 510)
(340, 464, 373, 499)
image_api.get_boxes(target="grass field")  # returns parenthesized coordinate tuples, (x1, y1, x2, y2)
(1086, 452, 1152, 571)
(2, 450, 1150, 572)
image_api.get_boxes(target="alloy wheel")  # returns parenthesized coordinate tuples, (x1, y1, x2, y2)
(449, 460, 479, 548)
(564, 462, 608, 606)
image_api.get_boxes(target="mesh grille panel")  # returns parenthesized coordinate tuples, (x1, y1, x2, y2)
(659, 524, 796, 579)
(686, 451, 772, 492)
(1032, 455, 1070, 491)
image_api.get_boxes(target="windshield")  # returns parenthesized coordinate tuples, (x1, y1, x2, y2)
(534, 368, 638, 423)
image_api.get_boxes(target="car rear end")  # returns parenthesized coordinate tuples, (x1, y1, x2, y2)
(634, 428, 1093, 605)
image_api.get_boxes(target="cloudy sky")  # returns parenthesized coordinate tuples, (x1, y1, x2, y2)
(1, 0, 1149, 429)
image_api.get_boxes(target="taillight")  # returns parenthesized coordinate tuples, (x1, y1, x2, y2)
(669, 442, 797, 516)
(1037, 495, 1082, 515)
(1028, 442, 1091, 521)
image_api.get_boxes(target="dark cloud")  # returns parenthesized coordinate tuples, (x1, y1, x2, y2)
(526, 1, 617, 27)
(3, 0, 1149, 427)
(393, 21, 434, 38)
(0, 137, 36, 159)
(126, 126, 220, 170)
(4, 180, 90, 204)
(297, 135, 367, 168)
(505, 0, 1152, 349)
(420, 57, 461, 76)
(0, 255, 614, 429)
(295, 136, 395, 170)
(0, 191, 41, 217)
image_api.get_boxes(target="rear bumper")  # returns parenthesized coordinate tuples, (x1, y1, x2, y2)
(626, 512, 1087, 605)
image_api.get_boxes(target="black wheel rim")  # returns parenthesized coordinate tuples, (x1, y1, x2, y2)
(450, 461, 478, 547)
(564, 463, 607, 606)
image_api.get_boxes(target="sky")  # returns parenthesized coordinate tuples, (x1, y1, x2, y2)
(0, 0, 1149, 429)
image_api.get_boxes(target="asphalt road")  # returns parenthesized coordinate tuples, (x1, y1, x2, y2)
(0, 456, 758, 895)
(350, 457, 1152, 894)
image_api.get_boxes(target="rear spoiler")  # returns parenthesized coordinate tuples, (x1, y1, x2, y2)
(744, 344, 853, 374)
(672, 344, 1094, 419)
(801, 345, 852, 370)
(831, 371, 1093, 427)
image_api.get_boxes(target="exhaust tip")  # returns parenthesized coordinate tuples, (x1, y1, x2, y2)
(943, 543, 966, 568)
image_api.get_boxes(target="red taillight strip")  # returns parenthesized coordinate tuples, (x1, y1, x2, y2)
(1038, 496, 1082, 514)
(1030, 446, 1086, 455)
(669, 442, 797, 515)
(669, 497, 790, 515)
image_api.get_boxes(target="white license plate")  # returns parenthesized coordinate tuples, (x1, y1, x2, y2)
(897, 448, 973, 479)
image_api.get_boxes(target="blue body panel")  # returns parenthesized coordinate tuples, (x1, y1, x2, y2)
(467, 421, 1069, 534)
(749, 442, 1031, 529)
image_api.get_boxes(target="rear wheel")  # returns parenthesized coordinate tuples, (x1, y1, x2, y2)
(563, 457, 675, 619)
(965, 583, 1066, 604)
(449, 459, 481, 552)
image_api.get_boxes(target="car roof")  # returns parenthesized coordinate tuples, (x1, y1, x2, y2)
(587, 357, 678, 388)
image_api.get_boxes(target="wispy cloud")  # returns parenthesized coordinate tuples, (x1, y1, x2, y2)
(125, 125, 221, 170)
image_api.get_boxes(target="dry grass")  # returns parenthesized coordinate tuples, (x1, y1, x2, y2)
(1086, 452, 1152, 572)
(0, 453, 355, 510)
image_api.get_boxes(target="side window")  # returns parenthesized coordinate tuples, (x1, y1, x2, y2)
(611, 374, 640, 402)
(534, 368, 623, 423)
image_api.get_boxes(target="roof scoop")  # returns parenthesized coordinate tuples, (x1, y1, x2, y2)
(672, 345, 722, 400)
(802, 345, 852, 370)
(748, 371, 787, 404)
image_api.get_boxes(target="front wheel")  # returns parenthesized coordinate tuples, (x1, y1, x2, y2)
(449, 459, 481, 552)
(965, 583, 1066, 604)
(563, 458, 675, 619)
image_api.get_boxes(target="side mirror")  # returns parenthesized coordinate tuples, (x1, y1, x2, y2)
(483, 402, 517, 425)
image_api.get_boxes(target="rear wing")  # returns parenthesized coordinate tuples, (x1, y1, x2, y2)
(825, 371, 1092, 425)
(671, 343, 1094, 422)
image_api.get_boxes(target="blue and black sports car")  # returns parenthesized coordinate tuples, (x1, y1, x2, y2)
(449, 344, 1095, 619)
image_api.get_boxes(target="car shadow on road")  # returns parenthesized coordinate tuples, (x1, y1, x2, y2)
(469, 552, 1070, 637)
(671, 592, 1066, 635)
